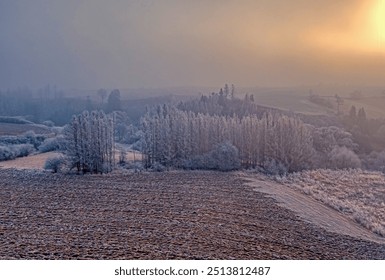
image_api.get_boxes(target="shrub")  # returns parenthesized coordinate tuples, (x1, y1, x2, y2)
(372, 151, 385, 173)
(181, 155, 205, 170)
(38, 135, 66, 153)
(328, 146, 361, 169)
(206, 141, 241, 171)
(10, 144, 35, 157)
(0, 145, 13, 161)
(0, 132, 45, 147)
(263, 158, 288, 176)
(150, 162, 166, 172)
(44, 156, 66, 173)
(181, 141, 240, 171)
(0, 144, 35, 161)
(362, 150, 385, 173)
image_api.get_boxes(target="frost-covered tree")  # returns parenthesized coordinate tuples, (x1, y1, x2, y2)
(64, 110, 115, 173)
(177, 85, 261, 118)
(310, 125, 359, 169)
(140, 106, 314, 172)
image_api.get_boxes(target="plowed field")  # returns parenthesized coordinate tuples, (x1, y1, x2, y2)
(0, 169, 384, 259)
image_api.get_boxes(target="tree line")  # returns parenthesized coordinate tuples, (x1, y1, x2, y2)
(40, 85, 385, 174)
(57, 106, 363, 174)
(141, 105, 314, 173)
(0, 86, 122, 125)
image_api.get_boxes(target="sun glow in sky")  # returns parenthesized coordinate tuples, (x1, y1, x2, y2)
(1, 0, 385, 89)
(372, 0, 385, 46)
(312, 0, 385, 54)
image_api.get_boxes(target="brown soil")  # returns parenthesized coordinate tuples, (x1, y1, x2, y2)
(0, 170, 384, 260)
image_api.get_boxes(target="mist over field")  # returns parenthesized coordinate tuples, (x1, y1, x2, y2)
(1, 0, 385, 263)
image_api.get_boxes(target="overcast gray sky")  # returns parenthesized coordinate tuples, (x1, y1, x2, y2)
(1, 0, 385, 90)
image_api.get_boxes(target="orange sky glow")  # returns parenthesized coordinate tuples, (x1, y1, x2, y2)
(310, 0, 385, 54)
(1, 0, 385, 89)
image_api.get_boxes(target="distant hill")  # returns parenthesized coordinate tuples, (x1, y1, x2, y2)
(242, 85, 385, 119)
(0, 122, 51, 136)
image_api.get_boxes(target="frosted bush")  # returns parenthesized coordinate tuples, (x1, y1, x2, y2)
(11, 144, 35, 157)
(181, 156, 204, 170)
(263, 158, 287, 176)
(44, 156, 66, 173)
(328, 146, 361, 169)
(0, 132, 45, 147)
(0, 144, 35, 161)
(38, 135, 65, 153)
(363, 150, 385, 173)
(151, 162, 166, 172)
(0, 145, 13, 161)
(181, 142, 240, 171)
(206, 141, 241, 171)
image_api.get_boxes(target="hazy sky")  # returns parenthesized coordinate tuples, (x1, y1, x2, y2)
(1, 0, 385, 90)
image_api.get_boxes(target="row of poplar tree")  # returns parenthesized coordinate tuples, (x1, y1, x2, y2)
(141, 105, 314, 172)
(64, 111, 115, 173)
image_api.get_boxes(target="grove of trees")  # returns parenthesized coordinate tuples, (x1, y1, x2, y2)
(139, 88, 366, 173)
(64, 111, 115, 174)
(141, 105, 314, 172)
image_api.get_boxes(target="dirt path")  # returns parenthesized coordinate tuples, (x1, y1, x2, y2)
(242, 174, 385, 244)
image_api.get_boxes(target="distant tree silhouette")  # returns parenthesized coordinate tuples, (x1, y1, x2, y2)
(97, 88, 107, 105)
(349, 105, 357, 120)
(106, 89, 121, 113)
